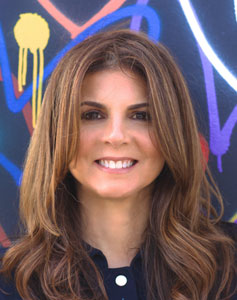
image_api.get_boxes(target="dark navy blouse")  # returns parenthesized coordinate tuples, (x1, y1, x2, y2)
(0, 240, 146, 300)
(0, 221, 237, 300)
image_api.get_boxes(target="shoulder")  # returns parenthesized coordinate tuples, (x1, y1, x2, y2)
(0, 247, 22, 300)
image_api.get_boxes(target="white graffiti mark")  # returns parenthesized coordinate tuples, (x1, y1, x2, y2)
(234, 0, 237, 21)
(178, 0, 237, 92)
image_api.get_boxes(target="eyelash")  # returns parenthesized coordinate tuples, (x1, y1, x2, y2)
(81, 110, 151, 121)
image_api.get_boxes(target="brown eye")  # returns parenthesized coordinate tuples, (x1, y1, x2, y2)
(81, 111, 104, 120)
(132, 111, 151, 121)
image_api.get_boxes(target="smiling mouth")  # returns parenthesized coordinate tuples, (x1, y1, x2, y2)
(95, 160, 138, 169)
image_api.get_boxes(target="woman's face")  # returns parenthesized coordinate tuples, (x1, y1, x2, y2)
(69, 69, 165, 201)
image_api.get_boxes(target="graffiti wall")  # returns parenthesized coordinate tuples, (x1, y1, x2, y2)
(0, 0, 237, 246)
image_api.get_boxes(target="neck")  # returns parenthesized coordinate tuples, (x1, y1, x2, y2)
(78, 188, 151, 268)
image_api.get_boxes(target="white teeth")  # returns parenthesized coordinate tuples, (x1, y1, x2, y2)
(109, 161, 116, 169)
(116, 161, 123, 168)
(122, 161, 127, 168)
(98, 160, 135, 169)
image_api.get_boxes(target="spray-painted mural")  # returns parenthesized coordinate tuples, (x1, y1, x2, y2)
(0, 0, 236, 246)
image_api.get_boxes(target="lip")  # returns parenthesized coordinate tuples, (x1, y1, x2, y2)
(94, 160, 138, 174)
(96, 157, 137, 162)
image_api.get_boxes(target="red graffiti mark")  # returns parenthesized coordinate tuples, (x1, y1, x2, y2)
(22, 102, 33, 135)
(37, 0, 126, 38)
(199, 133, 209, 168)
(0, 69, 33, 135)
(0, 224, 11, 247)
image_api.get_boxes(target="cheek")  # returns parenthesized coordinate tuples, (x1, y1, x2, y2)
(141, 135, 165, 172)
(137, 130, 160, 155)
(68, 131, 93, 174)
(79, 123, 102, 141)
(78, 128, 97, 155)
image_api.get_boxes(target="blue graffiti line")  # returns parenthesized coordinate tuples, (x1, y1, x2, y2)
(0, 4, 160, 114)
(198, 46, 237, 172)
(0, 4, 160, 185)
(0, 153, 22, 186)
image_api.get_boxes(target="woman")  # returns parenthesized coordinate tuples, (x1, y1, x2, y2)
(0, 29, 236, 300)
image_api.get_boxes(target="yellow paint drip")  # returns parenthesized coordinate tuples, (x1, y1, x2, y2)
(14, 13, 50, 127)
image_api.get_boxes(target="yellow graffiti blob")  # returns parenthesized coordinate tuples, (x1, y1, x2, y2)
(14, 13, 50, 127)
(230, 212, 237, 223)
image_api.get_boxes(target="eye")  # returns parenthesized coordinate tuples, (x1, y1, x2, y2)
(132, 111, 151, 121)
(81, 110, 104, 120)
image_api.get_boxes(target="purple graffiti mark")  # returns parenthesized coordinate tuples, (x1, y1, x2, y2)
(178, 0, 237, 92)
(130, 0, 150, 31)
(198, 46, 237, 172)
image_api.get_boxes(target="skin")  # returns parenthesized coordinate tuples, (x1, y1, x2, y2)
(69, 69, 165, 268)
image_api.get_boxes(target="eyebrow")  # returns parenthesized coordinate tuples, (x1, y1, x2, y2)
(80, 101, 149, 110)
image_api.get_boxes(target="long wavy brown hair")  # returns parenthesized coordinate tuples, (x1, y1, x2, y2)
(1, 29, 236, 300)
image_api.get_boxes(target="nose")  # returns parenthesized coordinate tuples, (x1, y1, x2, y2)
(102, 115, 129, 147)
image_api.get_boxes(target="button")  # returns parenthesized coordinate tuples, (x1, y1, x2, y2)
(115, 275, 127, 286)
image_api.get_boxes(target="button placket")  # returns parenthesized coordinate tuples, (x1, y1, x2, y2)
(100, 266, 139, 299)
(115, 274, 128, 286)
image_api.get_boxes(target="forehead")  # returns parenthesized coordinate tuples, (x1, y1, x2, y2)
(81, 69, 148, 105)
